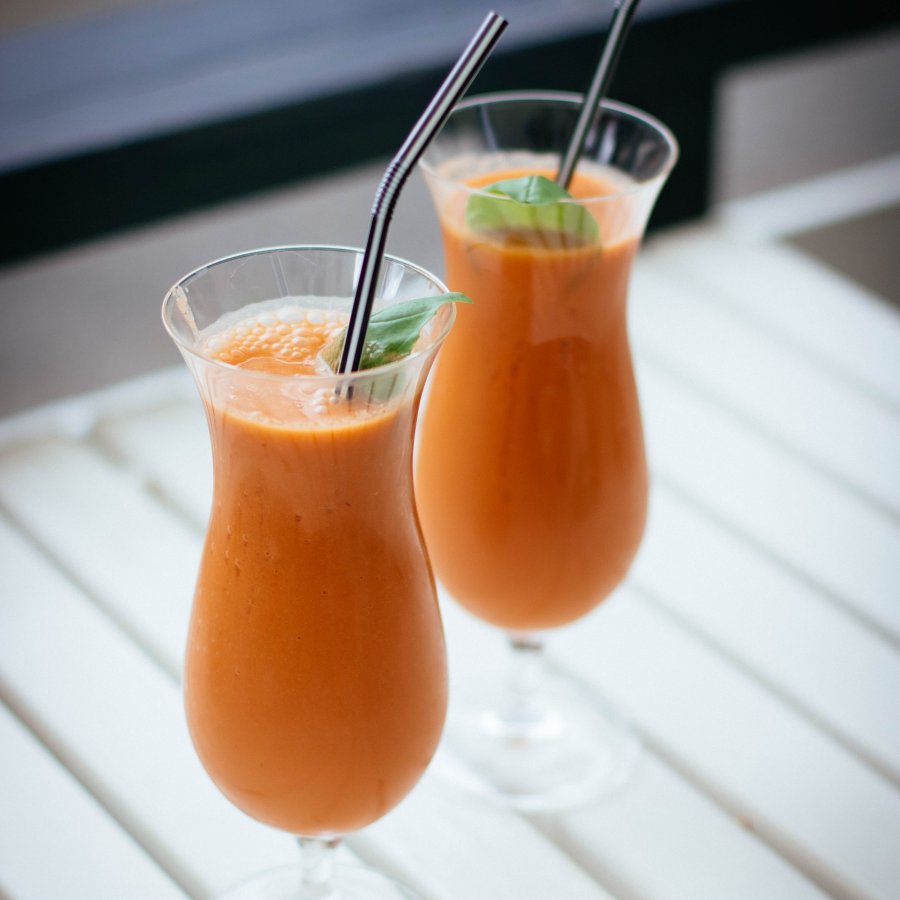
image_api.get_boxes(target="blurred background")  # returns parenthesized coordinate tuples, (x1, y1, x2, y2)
(1, 0, 898, 418)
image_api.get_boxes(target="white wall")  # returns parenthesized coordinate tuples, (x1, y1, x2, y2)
(714, 27, 900, 201)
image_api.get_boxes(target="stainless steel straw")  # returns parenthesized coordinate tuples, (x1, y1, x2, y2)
(556, 0, 641, 189)
(337, 11, 508, 374)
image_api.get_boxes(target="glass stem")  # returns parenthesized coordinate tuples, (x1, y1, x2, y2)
(297, 835, 341, 899)
(498, 632, 550, 733)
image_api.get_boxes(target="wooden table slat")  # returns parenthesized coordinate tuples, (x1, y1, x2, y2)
(645, 230, 900, 408)
(0, 516, 298, 898)
(635, 485, 900, 786)
(639, 364, 900, 643)
(95, 393, 212, 530)
(0, 438, 201, 677)
(537, 752, 829, 900)
(359, 777, 613, 900)
(553, 593, 900, 900)
(632, 261, 900, 515)
(0, 701, 188, 900)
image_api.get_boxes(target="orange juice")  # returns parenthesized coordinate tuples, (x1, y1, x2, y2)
(184, 309, 447, 836)
(416, 167, 647, 631)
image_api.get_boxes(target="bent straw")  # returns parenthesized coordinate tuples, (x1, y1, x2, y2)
(556, 0, 641, 189)
(337, 11, 508, 374)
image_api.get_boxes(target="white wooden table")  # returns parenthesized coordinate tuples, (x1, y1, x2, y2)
(2, 202, 899, 899)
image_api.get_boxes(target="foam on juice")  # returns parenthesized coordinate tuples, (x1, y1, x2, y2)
(201, 300, 347, 375)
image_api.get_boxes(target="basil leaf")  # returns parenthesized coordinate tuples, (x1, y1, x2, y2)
(322, 292, 470, 372)
(466, 174, 599, 243)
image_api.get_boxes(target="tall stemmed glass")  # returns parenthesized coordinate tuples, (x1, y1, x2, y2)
(415, 92, 677, 810)
(163, 246, 454, 899)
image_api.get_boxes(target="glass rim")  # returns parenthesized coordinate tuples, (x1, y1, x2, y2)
(162, 244, 454, 384)
(419, 90, 679, 203)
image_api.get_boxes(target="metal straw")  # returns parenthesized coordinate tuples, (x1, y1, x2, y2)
(337, 11, 508, 374)
(556, 0, 641, 189)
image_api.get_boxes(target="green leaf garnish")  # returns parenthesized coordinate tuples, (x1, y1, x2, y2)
(321, 292, 470, 372)
(466, 174, 599, 244)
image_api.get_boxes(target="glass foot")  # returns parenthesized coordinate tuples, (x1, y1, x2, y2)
(435, 667, 641, 812)
(216, 863, 419, 900)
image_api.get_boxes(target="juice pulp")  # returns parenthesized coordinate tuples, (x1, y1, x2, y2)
(185, 308, 447, 836)
(416, 166, 648, 631)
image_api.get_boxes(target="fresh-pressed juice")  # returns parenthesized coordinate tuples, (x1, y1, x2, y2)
(184, 303, 447, 836)
(416, 163, 648, 631)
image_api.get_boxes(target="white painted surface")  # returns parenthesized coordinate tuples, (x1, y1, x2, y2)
(0, 703, 188, 900)
(2, 198, 899, 898)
